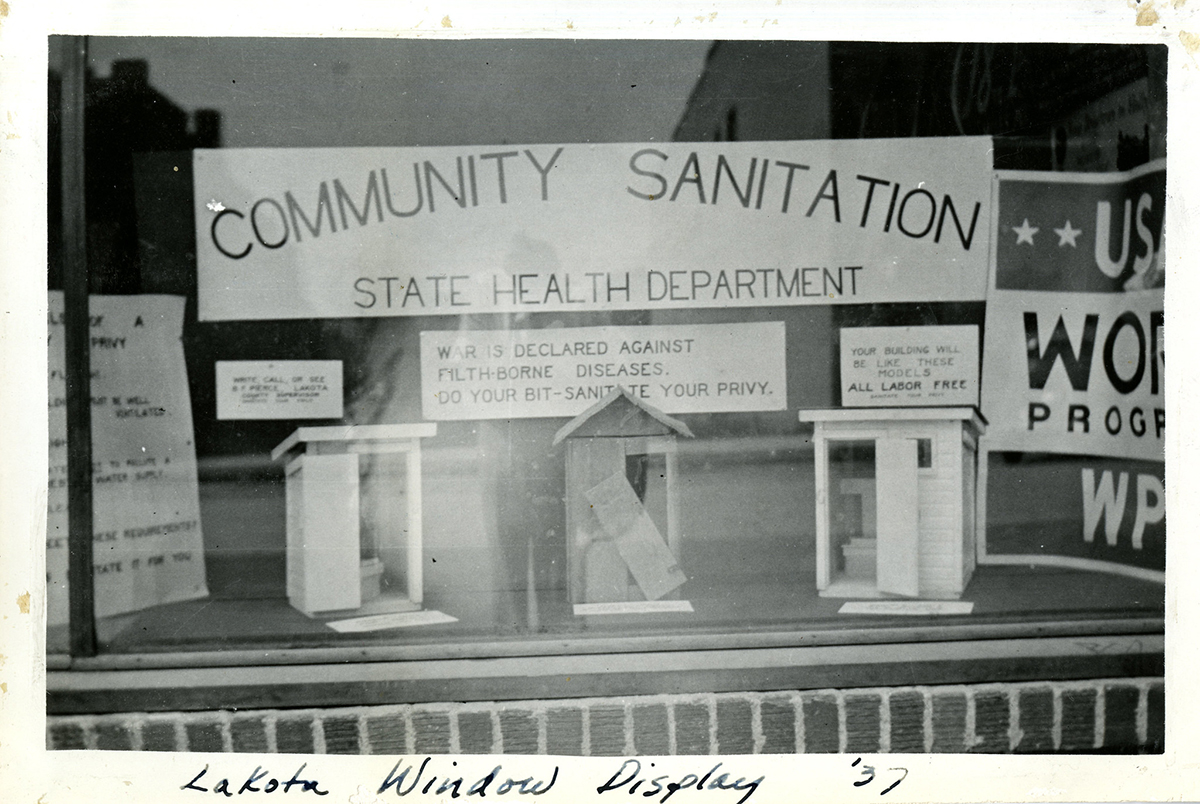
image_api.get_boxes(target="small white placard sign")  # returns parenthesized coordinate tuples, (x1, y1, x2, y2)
(840, 325, 979, 407)
(216, 360, 343, 420)
(838, 601, 974, 616)
(326, 610, 458, 633)
(573, 600, 694, 616)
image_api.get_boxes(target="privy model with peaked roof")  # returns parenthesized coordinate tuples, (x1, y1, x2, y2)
(554, 387, 693, 607)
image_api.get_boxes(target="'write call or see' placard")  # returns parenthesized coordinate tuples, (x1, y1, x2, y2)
(840, 325, 980, 407)
(215, 361, 344, 420)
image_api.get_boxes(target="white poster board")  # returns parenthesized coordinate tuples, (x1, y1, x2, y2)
(420, 322, 786, 420)
(47, 293, 209, 625)
(840, 325, 979, 407)
(215, 360, 344, 420)
(193, 138, 994, 321)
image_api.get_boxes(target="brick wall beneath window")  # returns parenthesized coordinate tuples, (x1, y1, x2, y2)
(47, 678, 1164, 754)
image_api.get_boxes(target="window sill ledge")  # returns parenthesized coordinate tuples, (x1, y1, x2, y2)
(48, 625, 1163, 714)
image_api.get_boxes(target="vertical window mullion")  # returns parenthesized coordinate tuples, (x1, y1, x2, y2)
(61, 35, 97, 658)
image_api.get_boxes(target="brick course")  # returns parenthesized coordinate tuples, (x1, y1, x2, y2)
(970, 691, 1010, 752)
(673, 702, 711, 755)
(275, 718, 315, 754)
(1060, 688, 1098, 751)
(587, 704, 627, 757)
(1015, 688, 1054, 752)
(843, 693, 882, 753)
(140, 720, 178, 752)
(321, 716, 360, 755)
(185, 721, 225, 753)
(930, 691, 968, 752)
(49, 722, 87, 750)
(411, 711, 451, 755)
(546, 707, 583, 755)
(230, 717, 269, 754)
(499, 710, 539, 755)
(94, 723, 133, 750)
(1103, 684, 1140, 749)
(632, 704, 670, 755)
(888, 691, 925, 753)
(47, 679, 1163, 756)
(715, 698, 754, 754)
(366, 713, 408, 754)
(801, 694, 839, 753)
(759, 696, 797, 754)
(1146, 683, 1165, 753)
(456, 711, 494, 754)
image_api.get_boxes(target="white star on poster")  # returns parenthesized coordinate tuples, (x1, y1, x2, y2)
(1054, 220, 1082, 247)
(1012, 218, 1039, 245)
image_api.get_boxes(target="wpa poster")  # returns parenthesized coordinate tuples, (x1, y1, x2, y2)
(47, 293, 209, 626)
(979, 161, 1165, 580)
(980, 161, 1165, 461)
(192, 138, 994, 321)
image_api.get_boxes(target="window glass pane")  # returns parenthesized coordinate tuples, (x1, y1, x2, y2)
(48, 38, 1165, 657)
(917, 438, 933, 469)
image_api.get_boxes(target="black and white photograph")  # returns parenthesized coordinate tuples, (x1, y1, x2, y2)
(3, 2, 1198, 802)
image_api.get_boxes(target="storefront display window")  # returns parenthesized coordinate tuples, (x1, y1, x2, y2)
(46, 37, 1166, 715)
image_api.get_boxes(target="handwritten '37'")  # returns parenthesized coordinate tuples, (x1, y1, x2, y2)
(851, 758, 908, 795)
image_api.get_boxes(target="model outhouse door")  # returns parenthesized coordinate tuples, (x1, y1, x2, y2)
(874, 438, 920, 597)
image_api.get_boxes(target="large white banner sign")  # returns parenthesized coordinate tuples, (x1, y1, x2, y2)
(421, 323, 786, 420)
(980, 162, 1165, 463)
(193, 138, 994, 321)
(47, 293, 209, 626)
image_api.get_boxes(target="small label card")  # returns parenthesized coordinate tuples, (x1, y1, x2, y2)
(839, 600, 974, 616)
(326, 610, 458, 633)
(574, 600, 695, 616)
(216, 360, 343, 420)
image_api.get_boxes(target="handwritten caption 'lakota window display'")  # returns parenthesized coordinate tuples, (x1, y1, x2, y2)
(192, 139, 993, 321)
(47, 293, 208, 626)
(840, 325, 979, 407)
(420, 323, 786, 420)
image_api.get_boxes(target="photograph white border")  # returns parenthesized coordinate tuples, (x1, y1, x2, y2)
(2, 2, 1197, 801)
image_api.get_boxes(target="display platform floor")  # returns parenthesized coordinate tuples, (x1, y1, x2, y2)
(46, 449, 1163, 655)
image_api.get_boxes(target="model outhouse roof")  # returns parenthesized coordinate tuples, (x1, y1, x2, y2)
(272, 423, 439, 462)
(798, 406, 988, 435)
(553, 387, 694, 445)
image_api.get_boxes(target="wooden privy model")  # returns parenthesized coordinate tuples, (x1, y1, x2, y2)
(272, 423, 437, 617)
(554, 388, 693, 612)
(800, 407, 987, 600)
